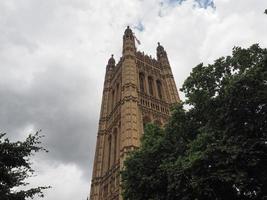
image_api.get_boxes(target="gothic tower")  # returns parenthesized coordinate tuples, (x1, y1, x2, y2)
(89, 26, 180, 200)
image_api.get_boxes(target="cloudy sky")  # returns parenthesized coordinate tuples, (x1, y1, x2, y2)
(0, 0, 267, 199)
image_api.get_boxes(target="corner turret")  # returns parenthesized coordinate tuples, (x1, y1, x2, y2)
(123, 26, 134, 40)
(123, 26, 136, 56)
(108, 54, 115, 66)
(156, 42, 180, 104)
(157, 42, 167, 60)
(106, 54, 115, 70)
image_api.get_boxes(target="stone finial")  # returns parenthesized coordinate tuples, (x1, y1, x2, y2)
(108, 54, 115, 65)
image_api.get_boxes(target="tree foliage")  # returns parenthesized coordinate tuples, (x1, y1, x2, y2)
(0, 131, 50, 200)
(121, 44, 267, 200)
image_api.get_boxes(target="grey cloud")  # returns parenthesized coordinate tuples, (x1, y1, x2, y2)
(0, 1, 109, 190)
(0, 62, 100, 178)
(1, 0, 267, 199)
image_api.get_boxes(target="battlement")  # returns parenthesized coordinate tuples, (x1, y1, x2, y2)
(136, 51, 161, 68)
(111, 51, 161, 74)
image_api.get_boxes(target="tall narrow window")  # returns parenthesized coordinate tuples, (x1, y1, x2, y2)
(108, 135, 112, 169)
(148, 76, 154, 96)
(139, 73, 145, 93)
(113, 129, 117, 164)
(103, 185, 108, 198)
(156, 80, 163, 99)
(111, 90, 115, 108)
(116, 83, 120, 102)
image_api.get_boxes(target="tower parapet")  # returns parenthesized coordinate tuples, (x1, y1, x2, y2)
(136, 51, 160, 69)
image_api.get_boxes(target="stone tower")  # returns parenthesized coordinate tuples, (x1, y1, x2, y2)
(89, 26, 180, 200)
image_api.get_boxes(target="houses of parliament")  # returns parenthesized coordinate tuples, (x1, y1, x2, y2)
(89, 26, 180, 200)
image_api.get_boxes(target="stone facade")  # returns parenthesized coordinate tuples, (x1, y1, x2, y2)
(89, 26, 180, 200)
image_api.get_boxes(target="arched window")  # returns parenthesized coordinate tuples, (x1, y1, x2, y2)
(156, 80, 163, 99)
(139, 73, 145, 93)
(148, 76, 154, 96)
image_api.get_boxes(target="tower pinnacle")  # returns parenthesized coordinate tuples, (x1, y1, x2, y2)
(108, 54, 115, 64)
(123, 26, 136, 55)
(124, 26, 133, 37)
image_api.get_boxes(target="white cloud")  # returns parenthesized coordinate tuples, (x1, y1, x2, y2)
(27, 160, 89, 200)
(0, 0, 267, 199)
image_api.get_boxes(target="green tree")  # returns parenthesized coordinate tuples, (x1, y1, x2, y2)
(0, 131, 50, 200)
(265, 9, 267, 14)
(122, 124, 167, 200)
(121, 44, 267, 200)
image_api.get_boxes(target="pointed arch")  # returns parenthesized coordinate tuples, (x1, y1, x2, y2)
(156, 80, 163, 99)
(139, 72, 145, 93)
(148, 76, 154, 96)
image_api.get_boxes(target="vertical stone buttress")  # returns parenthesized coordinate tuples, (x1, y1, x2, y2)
(119, 26, 141, 199)
(90, 55, 115, 200)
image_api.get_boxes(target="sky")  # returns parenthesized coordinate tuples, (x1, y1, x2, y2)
(0, 0, 267, 199)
